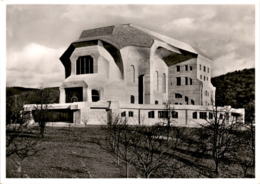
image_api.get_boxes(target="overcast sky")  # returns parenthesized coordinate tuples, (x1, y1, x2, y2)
(6, 5, 255, 88)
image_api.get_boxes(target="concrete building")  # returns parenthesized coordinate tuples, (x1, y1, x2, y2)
(24, 24, 244, 126)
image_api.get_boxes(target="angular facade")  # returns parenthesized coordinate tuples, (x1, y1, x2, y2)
(59, 24, 216, 106)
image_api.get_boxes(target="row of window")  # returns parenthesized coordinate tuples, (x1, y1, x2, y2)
(176, 77, 192, 86)
(199, 64, 210, 73)
(174, 93, 195, 105)
(176, 65, 192, 72)
(121, 110, 227, 121)
(200, 75, 209, 81)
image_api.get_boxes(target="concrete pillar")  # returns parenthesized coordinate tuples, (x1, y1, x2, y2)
(83, 87, 88, 101)
(59, 87, 65, 103)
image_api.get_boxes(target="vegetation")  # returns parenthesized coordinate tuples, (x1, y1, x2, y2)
(212, 68, 255, 123)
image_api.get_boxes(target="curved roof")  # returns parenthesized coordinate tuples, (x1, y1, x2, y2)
(74, 24, 198, 54)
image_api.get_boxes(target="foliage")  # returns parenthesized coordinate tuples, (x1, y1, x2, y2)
(212, 68, 255, 123)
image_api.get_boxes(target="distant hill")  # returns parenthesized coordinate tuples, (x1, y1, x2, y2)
(212, 68, 255, 123)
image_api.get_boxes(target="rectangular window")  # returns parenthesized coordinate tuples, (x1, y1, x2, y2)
(185, 65, 188, 71)
(191, 99, 195, 105)
(200, 75, 202, 80)
(129, 111, 134, 117)
(158, 111, 168, 118)
(199, 112, 207, 119)
(176, 65, 180, 72)
(207, 68, 210, 73)
(190, 66, 192, 71)
(177, 77, 181, 86)
(121, 111, 126, 117)
(204, 76, 206, 81)
(190, 78, 192, 85)
(148, 111, 155, 118)
(209, 112, 213, 119)
(193, 112, 197, 119)
(199, 64, 202, 70)
(185, 77, 188, 85)
(203, 66, 206, 72)
(172, 111, 178, 119)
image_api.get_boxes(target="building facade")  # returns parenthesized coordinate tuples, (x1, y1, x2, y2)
(25, 24, 244, 126)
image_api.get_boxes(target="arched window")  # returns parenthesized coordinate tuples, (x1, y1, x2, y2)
(76, 55, 94, 75)
(130, 65, 135, 83)
(91, 89, 100, 102)
(155, 71, 159, 91)
(130, 95, 135, 104)
(162, 73, 166, 93)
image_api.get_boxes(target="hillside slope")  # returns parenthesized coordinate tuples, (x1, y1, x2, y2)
(212, 68, 255, 123)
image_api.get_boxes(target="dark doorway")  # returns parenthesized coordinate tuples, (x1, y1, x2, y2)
(65, 87, 83, 103)
(138, 75, 144, 104)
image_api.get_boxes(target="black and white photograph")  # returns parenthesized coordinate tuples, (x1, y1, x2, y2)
(0, 1, 258, 183)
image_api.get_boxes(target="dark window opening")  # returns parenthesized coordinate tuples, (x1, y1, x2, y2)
(76, 55, 94, 75)
(209, 112, 213, 119)
(121, 111, 126, 117)
(177, 77, 181, 86)
(130, 95, 135, 104)
(199, 112, 207, 119)
(155, 100, 159, 105)
(203, 66, 206, 72)
(129, 111, 134, 117)
(200, 64, 202, 70)
(177, 65, 180, 72)
(185, 65, 188, 71)
(185, 77, 188, 85)
(172, 111, 178, 119)
(175, 93, 182, 98)
(193, 112, 197, 119)
(148, 111, 155, 118)
(190, 66, 192, 71)
(219, 114, 224, 119)
(190, 78, 192, 85)
(158, 111, 168, 118)
(65, 87, 83, 103)
(191, 99, 195, 105)
(92, 89, 100, 102)
(185, 96, 189, 104)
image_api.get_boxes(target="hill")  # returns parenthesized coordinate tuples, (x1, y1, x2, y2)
(212, 68, 255, 123)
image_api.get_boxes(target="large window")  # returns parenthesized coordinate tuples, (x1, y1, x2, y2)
(175, 93, 182, 98)
(176, 65, 180, 72)
(162, 73, 166, 93)
(130, 65, 135, 83)
(148, 111, 155, 118)
(177, 77, 181, 86)
(76, 55, 93, 74)
(199, 112, 207, 119)
(193, 112, 197, 119)
(129, 111, 134, 117)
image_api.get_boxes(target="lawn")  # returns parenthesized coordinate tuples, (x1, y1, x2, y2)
(6, 125, 254, 178)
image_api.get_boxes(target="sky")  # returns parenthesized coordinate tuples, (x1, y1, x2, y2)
(6, 5, 255, 88)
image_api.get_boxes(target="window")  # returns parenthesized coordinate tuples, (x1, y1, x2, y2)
(199, 112, 207, 119)
(203, 66, 206, 72)
(219, 114, 223, 119)
(204, 76, 206, 81)
(207, 77, 208, 81)
(177, 77, 181, 86)
(158, 111, 168, 118)
(200, 75, 202, 80)
(207, 67, 210, 73)
(191, 99, 195, 105)
(91, 89, 100, 102)
(155, 100, 159, 105)
(190, 66, 192, 71)
(185, 77, 188, 85)
(130, 95, 135, 104)
(193, 112, 197, 119)
(172, 111, 178, 119)
(121, 111, 126, 117)
(129, 111, 134, 117)
(76, 55, 94, 74)
(190, 78, 192, 85)
(209, 112, 213, 119)
(205, 90, 208, 96)
(199, 64, 202, 70)
(130, 65, 135, 83)
(175, 93, 182, 98)
(185, 65, 188, 71)
(185, 96, 189, 104)
(155, 71, 159, 91)
(162, 73, 166, 93)
(148, 111, 155, 118)
(176, 65, 180, 72)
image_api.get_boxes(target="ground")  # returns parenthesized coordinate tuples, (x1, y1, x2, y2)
(6, 125, 254, 178)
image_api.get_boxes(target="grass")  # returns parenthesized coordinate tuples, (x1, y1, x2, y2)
(6, 125, 254, 178)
